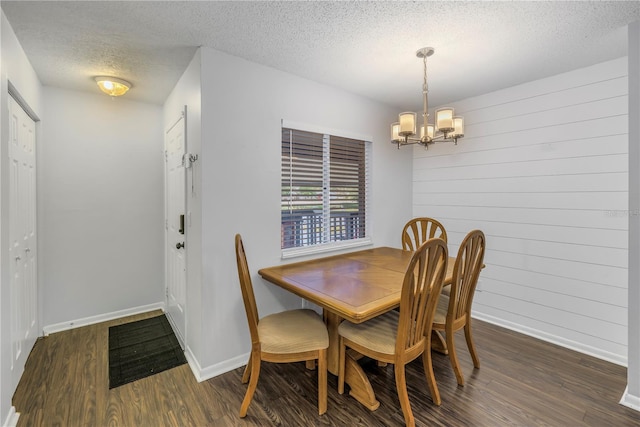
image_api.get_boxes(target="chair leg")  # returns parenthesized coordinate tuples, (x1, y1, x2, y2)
(446, 330, 464, 386)
(464, 321, 480, 369)
(239, 350, 261, 418)
(394, 363, 415, 427)
(422, 342, 441, 406)
(317, 349, 327, 415)
(241, 353, 252, 384)
(338, 337, 346, 394)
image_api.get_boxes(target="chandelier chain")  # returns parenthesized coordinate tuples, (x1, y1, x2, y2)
(422, 53, 429, 126)
(423, 54, 428, 95)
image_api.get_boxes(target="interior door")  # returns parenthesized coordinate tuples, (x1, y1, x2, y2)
(165, 109, 187, 347)
(8, 94, 38, 390)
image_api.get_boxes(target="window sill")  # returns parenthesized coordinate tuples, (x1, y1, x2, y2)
(281, 238, 373, 260)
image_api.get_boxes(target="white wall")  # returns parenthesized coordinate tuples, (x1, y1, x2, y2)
(163, 49, 203, 369)
(0, 11, 42, 425)
(195, 47, 412, 374)
(40, 87, 165, 328)
(413, 57, 629, 364)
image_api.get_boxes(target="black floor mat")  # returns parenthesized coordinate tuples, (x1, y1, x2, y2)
(108, 314, 186, 389)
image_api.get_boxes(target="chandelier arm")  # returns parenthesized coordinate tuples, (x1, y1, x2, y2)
(396, 136, 430, 148)
(431, 133, 459, 144)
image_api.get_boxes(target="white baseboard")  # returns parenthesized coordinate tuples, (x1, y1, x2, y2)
(42, 302, 166, 335)
(185, 345, 249, 383)
(472, 311, 627, 367)
(2, 407, 19, 427)
(620, 386, 640, 411)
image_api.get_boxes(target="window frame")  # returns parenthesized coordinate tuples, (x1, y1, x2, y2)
(281, 119, 372, 259)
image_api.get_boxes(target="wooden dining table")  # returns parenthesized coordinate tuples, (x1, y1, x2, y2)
(258, 246, 457, 411)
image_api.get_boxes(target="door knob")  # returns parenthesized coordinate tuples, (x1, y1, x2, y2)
(176, 242, 185, 249)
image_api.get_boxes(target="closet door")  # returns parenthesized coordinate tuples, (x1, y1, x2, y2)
(9, 94, 38, 390)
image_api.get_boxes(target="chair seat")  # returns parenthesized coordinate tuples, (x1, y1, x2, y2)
(338, 310, 399, 355)
(258, 309, 329, 354)
(441, 284, 451, 297)
(433, 294, 449, 324)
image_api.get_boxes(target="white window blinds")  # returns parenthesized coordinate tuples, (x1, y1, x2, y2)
(281, 126, 370, 251)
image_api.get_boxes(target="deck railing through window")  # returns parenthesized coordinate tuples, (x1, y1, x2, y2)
(281, 210, 365, 249)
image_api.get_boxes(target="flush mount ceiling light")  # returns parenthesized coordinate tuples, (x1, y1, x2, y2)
(391, 47, 464, 149)
(94, 76, 131, 97)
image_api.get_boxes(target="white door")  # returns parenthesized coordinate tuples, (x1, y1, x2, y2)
(165, 110, 187, 347)
(8, 94, 38, 390)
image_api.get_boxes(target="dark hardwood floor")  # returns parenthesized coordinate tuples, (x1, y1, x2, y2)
(13, 310, 640, 426)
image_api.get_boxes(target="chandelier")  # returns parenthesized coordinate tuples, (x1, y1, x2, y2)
(391, 47, 464, 149)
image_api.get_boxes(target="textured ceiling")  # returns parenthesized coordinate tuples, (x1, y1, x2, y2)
(2, 1, 639, 109)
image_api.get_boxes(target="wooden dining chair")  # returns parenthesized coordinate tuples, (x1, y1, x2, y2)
(235, 234, 329, 417)
(337, 238, 448, 426)
(432, 229, 485, 387)
(401, 217, 448, 250)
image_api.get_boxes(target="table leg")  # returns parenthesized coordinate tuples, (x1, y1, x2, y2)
(431, 330, 449, 354)
(323, 311, 341, 374)
(323, 311, 380, 411)
(345, 353, 380, 410)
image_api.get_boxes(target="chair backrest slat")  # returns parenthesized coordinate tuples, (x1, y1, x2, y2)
(449, 230, 486, 321)
(401, 217, 448, 251)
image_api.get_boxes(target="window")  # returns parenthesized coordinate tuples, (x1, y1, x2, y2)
(281, 123, 371, 256)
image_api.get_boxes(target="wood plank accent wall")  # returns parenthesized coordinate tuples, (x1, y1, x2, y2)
(412, 57, 629, 365)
